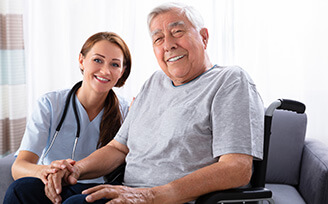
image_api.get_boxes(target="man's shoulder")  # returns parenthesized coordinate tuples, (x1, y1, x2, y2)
(211, 65, 253, 83)
(212, 65, 244, 75)
(150, 69, 166, 79)
(143, 70, 167, 86)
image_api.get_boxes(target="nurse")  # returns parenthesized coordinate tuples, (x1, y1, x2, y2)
(9, 32, 131, 188)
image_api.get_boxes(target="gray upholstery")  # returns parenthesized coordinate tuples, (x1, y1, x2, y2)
(299, 139, 328, 204)
(1, 109, 328, 204)
(266, 110, 307, 185)
(0, 153, 15, 202)
(266, 184, 306, 204)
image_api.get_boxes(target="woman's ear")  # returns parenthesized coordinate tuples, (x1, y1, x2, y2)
(78, 53, 84, 72)
(200, 28, 209, 49)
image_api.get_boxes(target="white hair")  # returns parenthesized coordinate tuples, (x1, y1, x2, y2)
(147, 2, 205, 33)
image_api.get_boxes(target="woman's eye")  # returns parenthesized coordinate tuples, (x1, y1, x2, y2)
(94, 58, 102, 63)
(112, 63, 120, 68)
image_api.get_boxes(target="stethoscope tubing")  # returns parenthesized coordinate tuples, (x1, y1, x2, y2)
(40, 81, 82, 164)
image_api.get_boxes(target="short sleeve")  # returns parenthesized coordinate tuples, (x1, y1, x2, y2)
(114, 79, 149, 146)
(117, 95, 130, 120)
(16, 95, 53, 157)
(211, 67, 264, 160)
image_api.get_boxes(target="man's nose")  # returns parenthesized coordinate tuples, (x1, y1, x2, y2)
(163, 36, 177, 51)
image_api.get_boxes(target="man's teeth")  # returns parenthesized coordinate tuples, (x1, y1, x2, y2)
(96, 76, 109, 81)
(168, 55, 184, 62)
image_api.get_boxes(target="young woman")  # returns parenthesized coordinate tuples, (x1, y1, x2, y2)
(5, 32, 132, 203)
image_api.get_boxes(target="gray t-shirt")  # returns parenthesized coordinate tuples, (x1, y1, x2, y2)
(114, 65, 264, 188)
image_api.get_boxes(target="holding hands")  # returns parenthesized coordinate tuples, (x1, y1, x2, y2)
(43, 159, 79, 203)
(43, 159, 157, 204)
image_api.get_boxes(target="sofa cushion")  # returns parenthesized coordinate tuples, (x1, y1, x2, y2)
(266, 183, 306, 204)
(266, 110, 307, 185)
(0, 153, 15, 203)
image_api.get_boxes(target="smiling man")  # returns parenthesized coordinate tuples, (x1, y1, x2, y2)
(41, 3, 264, 204)
(150, 10, 211, 86)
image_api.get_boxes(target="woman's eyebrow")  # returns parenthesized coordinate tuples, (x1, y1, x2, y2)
(94, 53, 106, 58)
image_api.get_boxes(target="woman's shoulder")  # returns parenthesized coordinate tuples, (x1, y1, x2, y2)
(116, 94, 130, 108)
(37, 89, 70, 107)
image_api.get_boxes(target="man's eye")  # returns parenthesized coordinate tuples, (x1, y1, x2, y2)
(173, 30, 184, 36)
(153, 37, 163, 44)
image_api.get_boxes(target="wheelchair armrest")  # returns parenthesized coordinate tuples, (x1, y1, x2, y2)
(103, 163, 125, 184)
(195, 187, 273, 204)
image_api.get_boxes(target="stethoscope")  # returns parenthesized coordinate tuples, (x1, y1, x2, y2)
(40, 81, 82, 164)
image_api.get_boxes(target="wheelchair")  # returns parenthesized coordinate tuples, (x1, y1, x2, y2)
(105, 99, 306, 204)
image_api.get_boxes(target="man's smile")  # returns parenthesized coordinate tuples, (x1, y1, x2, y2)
(167, 55, 185, 62)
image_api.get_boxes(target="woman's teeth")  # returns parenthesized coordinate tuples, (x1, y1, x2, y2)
(95, 76, 109, 82)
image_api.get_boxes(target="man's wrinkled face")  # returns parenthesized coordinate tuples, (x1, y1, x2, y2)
(150, 9, 208, 86)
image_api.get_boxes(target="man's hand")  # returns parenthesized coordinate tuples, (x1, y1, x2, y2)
(82, 185, 155, 204)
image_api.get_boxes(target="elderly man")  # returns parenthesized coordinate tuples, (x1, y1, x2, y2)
(7, 2, 264, 204)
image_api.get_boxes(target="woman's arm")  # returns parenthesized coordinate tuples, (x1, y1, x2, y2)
(44, 139, 128, 203)
(12, 150, 57, 183)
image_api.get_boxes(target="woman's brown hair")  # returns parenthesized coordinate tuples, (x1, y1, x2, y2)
(80, 32, 131, 148)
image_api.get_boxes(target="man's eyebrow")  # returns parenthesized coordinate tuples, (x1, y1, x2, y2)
(151, 21, 186, 37)
(151, 29, 162, 37)
(168, 21, 185, 28)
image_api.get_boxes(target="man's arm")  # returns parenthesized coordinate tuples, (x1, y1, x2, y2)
(45, 139, 128, 203)
(75, 139, 128, 180)
(152, 153, 253, 203)
(83, 153, 252, 204)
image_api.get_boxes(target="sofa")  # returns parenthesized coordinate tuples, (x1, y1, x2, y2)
(1, 109, 328, 203)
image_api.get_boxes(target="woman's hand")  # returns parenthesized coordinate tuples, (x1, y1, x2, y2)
(44, 160, 80, 204)
(82, 185, 155, 204)
(39, 165, 59, 184)
(40, 159, 76, 185)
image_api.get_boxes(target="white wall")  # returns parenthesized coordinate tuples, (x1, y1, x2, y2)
(24, 0, 328, 145)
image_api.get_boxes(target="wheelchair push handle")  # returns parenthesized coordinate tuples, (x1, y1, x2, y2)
(277, 99, 306, 113)
(265, 99, 306, 117)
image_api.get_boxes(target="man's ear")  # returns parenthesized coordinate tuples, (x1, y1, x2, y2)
(200, 28, 209, 49)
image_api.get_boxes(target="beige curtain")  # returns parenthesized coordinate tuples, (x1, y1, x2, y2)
(0, 0, 26, 156)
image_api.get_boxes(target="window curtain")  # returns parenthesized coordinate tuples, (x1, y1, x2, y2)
(0, 0, 26, 156)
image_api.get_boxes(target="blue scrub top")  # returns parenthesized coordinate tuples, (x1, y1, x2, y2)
(17, 88, 130, 183)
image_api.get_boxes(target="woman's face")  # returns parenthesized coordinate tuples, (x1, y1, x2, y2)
(79, 40, 124, 95)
